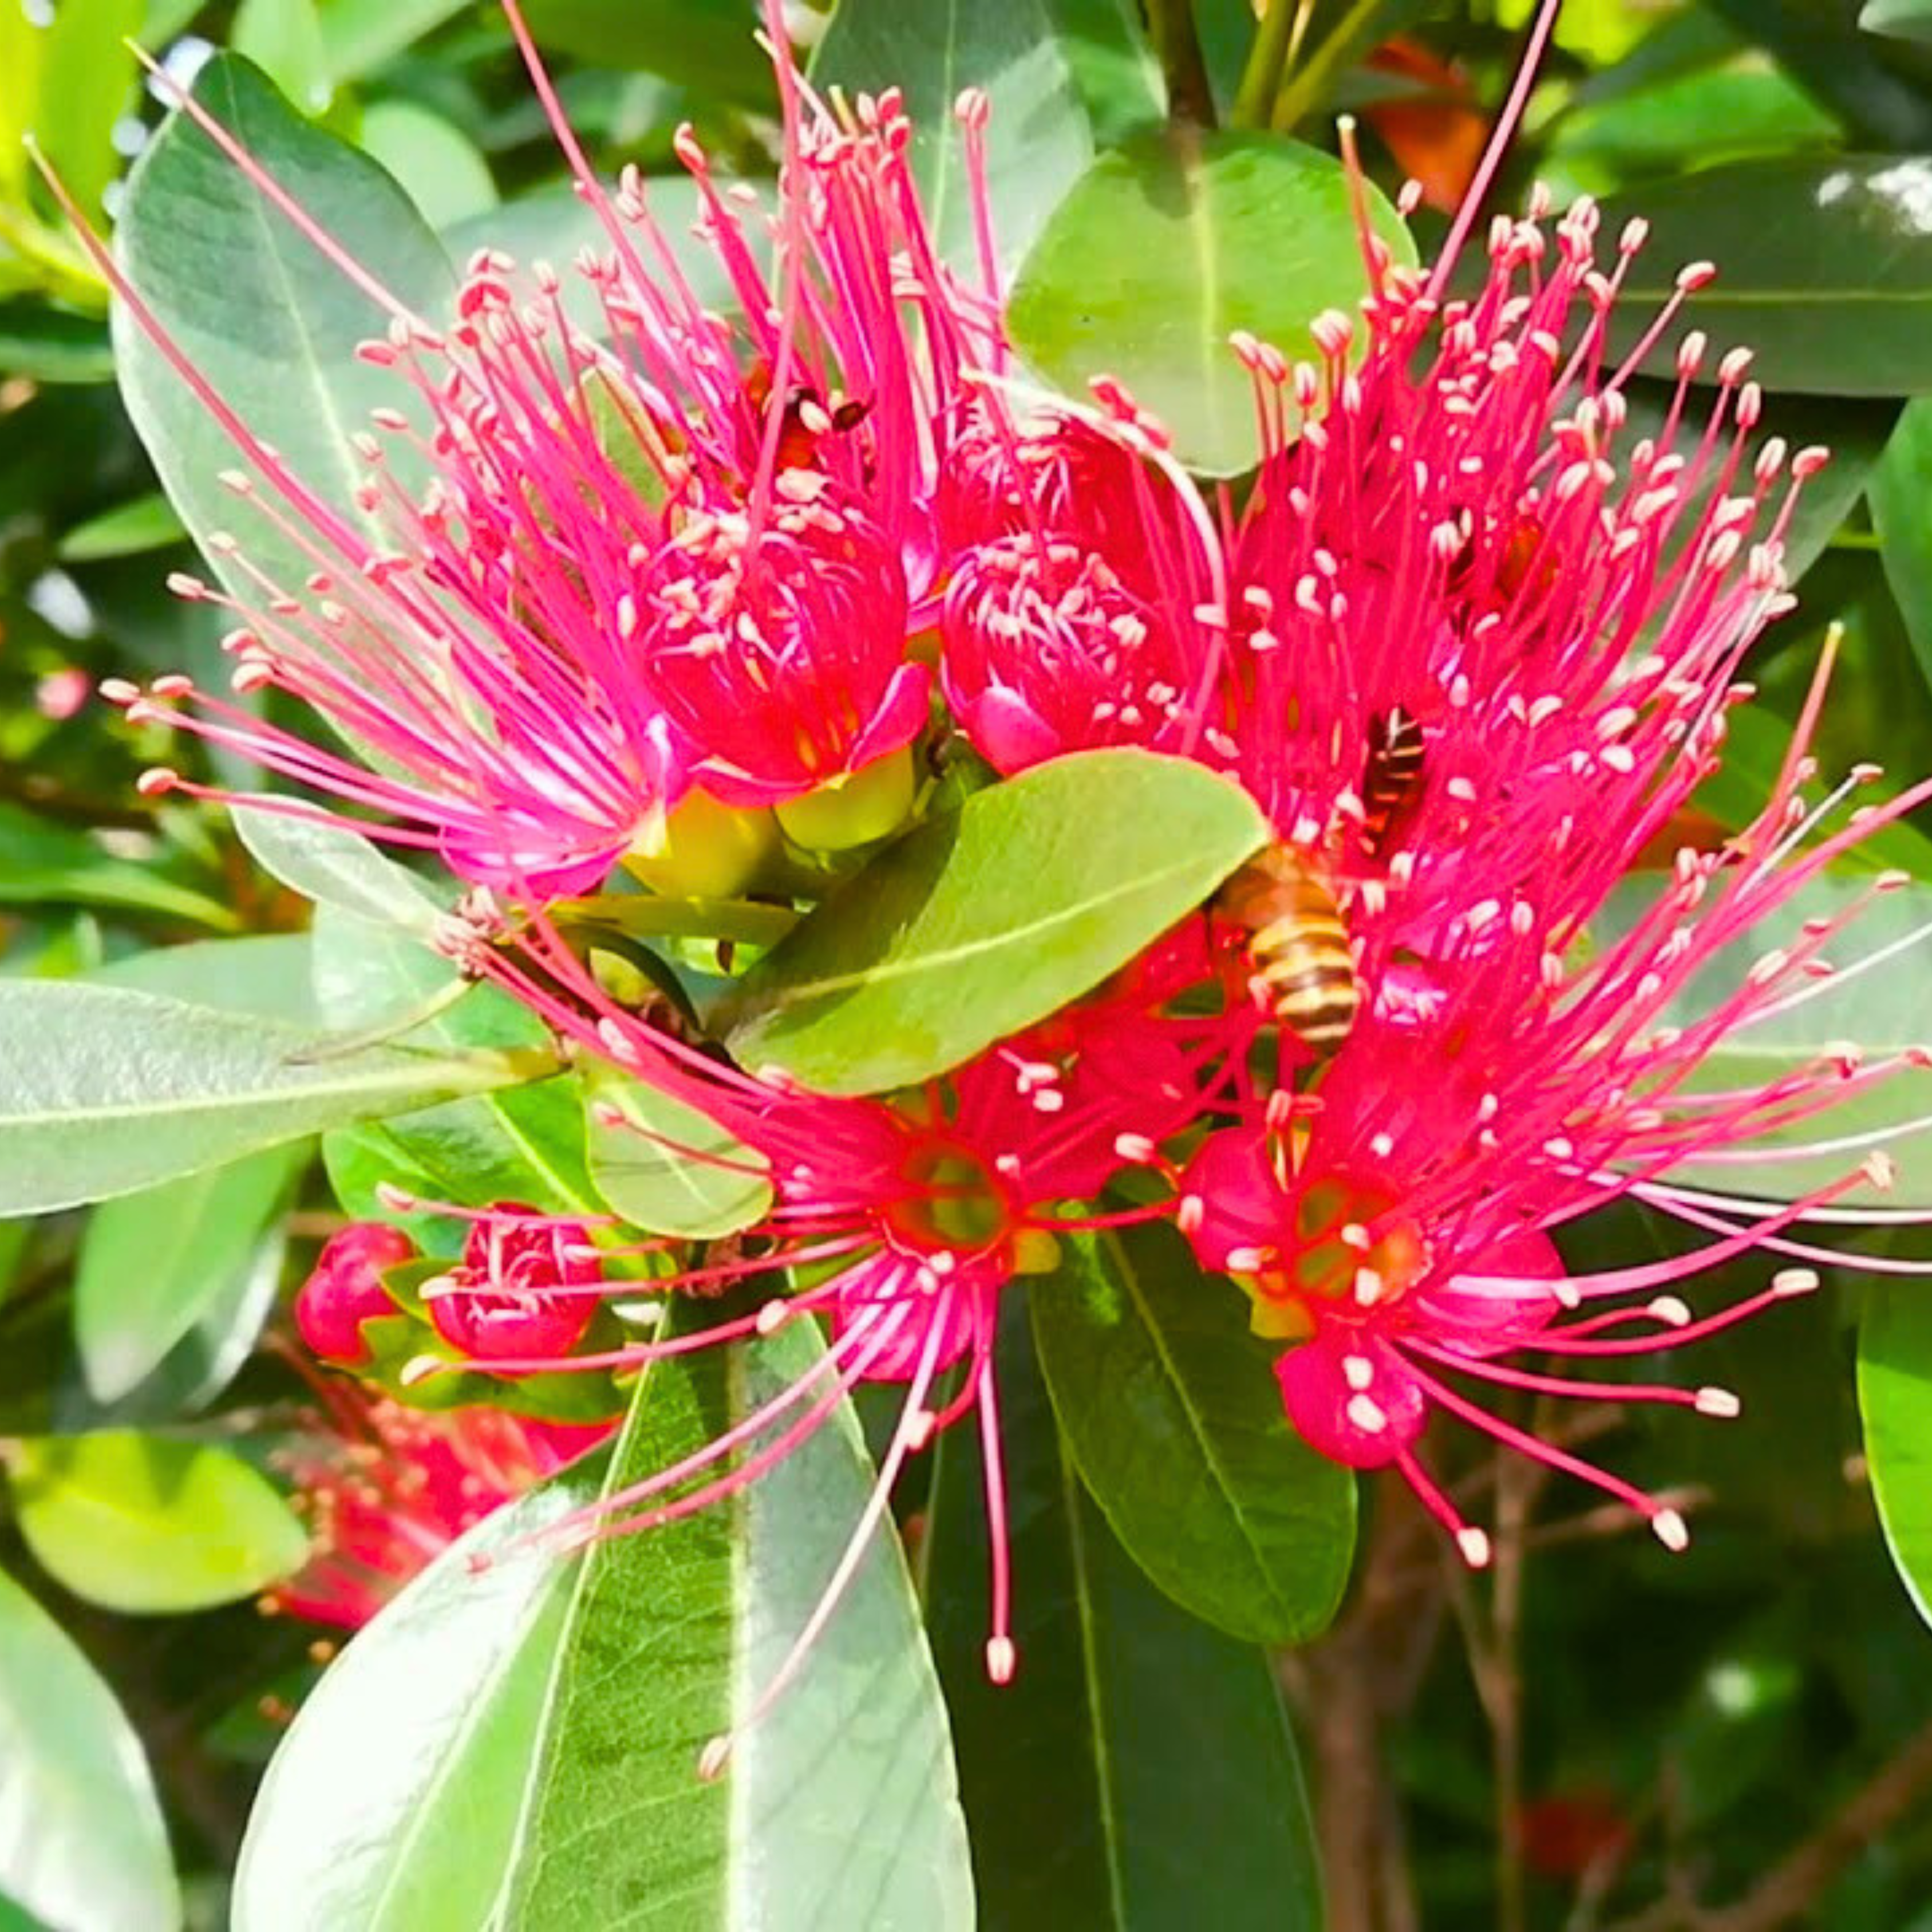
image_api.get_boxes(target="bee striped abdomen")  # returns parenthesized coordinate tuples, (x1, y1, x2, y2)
(1360, 705, 1426, 856)
(1219, 848, 1359, 1058)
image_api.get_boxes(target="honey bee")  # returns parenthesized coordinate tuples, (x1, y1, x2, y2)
(1217, 846, 1359, 1058)
(1446, 510, 1555, 615)
(1359, 705, 1427, 857)
(744, 364, 871, 472)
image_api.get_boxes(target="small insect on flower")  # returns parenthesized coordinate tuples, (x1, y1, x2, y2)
(1215, 843, 1361, 1059)
(1357, 706, 1428, 859)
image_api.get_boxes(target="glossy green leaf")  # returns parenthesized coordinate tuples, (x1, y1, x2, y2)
(116, 55, 454, 603)
(811, 0, 1108, 275)
(926, 1308, 1325, 1929)
(1596, 873, 1932, 1207)
(1858, 1282, 1932, 1626)
(1008, 128, 1416, 475)
(235, 1313, 972, 1930)
(0, 1568, 181, 1932)
(726, 749, 1270, 1095)
(520, 0, 773, 109)
(0, 801, 238, 930)
(1597, 157, 1932, 397)
(0, 980, 539, 1214)
(584, 1062, 772, 1240)
(9, 1432, 309, 1613)
(1033, 1221, 1356, 1645)
(358, 101, 498, 229)
(73, 1141, 306, 1403)
(231, 804, 442, 937)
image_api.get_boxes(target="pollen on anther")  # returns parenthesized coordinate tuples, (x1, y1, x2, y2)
(985, 1635, 1017, 1684)
(1652, 1508, 1690, 1552)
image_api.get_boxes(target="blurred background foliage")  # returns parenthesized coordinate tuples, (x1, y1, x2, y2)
(8, 0, 1932, 1927)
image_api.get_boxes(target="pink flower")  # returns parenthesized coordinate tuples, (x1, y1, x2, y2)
(266, 1378, 611, 1629)
(66, 0, 998, 896)
(294, 1221, 416, 1366)
(423, 1202, 603, 1364)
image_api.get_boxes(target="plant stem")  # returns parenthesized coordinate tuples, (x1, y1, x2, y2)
(1270, 0, 1390, 134)
(1232, 0, 1302, 129)
(1145, 0, 1219, 127)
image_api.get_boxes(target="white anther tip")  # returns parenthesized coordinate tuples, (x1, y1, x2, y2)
(985, 1636, 1017, 1685)
(1652, 1507, 1690, 1552)
(1457, 1527, 1492, 1569)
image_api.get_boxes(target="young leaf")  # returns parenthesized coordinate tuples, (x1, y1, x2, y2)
(72, 1142, 308, 1404)
(1858, 1282, 1932, 1627)
(1032, 1220, 1357, 1645)
(0, 981, 539, 1214)
(234, 1314, 973, 1929)
(114, 54, 455, 600)
(7, 1432, 310, 1614)
(231, 804, 444, 938)
(725, 749, 1270, 1095)
(925, 1309, 1326, 1929)
(1596, 157, 1932, 396)
(584, 1061, 773, 1239)
(1008, 128, 1416, 475)
(0, 1568, 181, 1932)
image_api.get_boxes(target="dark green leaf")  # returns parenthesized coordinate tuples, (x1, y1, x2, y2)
(116, 54, 455, 601)
(1598, 157, 1932, 397)
(584, 1061, 773, 1239)
(0, 1568, 181, 1932)
(1871, 397, 1932, 686)
(8, 1431, 309, 1613)
(926, 1307, 1325, 1929)
(1008, 128, 1415, 475)
(521, 0, 773, 109)
(1033, 1220, 1356, 1645)
(0, 981, 540, 1214)
(0, 302, 115, 382)
(1859, 1282, 1932, 1625)
(726, 749, 1270, 1095)
(234, 1313, 972, 1929)
(812, 0, 1112, 275)
(0, 801, 238, 930)
(73, 1142, 306, 1403)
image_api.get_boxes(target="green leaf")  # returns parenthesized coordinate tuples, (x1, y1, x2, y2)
(520, 0, 773, 109)
(231, 803, 443, 937)
(811, 0, 1107, 275)
(0, 980, 539, 1215)
(1860, 0, 1932, 44)
(725, 749, 1270, 1095)
(358, 101, 498, 230)
(1008, 128, 1416, 475)
(30, 0, 141, 224)
(1594, 873, 1932, 1207)
(115, 54, 455, 604)
(73, 1142, 307, 1404)
(233, 0, 333, 114)
(8, 1432, 310, 1613)
(1858, 1282, 1932, 1626)
(1597, 156, 1932, 397)
(0, 1567, 181, 1932)
(54, 489, 188, 562)
(584, 1061, 773, 1240)
(234, 1313, 973, 1929)
(0, 301, 115, 382)
(926, 1307, 1326, 1929)
(96, 933, 323, 1024)
(315, 0, 470, 82)
(1871, 397, 1932, 686)
(1032, 1220, 1357, 1645)
(0, 800, 239, 930)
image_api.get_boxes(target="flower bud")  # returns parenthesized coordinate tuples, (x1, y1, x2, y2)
(427, 1204, 602, 1365)
(295, 1223, 417, 1365)
(623, 788, 779, 899)
(774, 746, 918, 851)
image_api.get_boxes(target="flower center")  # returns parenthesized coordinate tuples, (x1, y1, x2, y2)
(884, 1139, 1015, 1257)
(1236, 1177, 1428, 1341)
